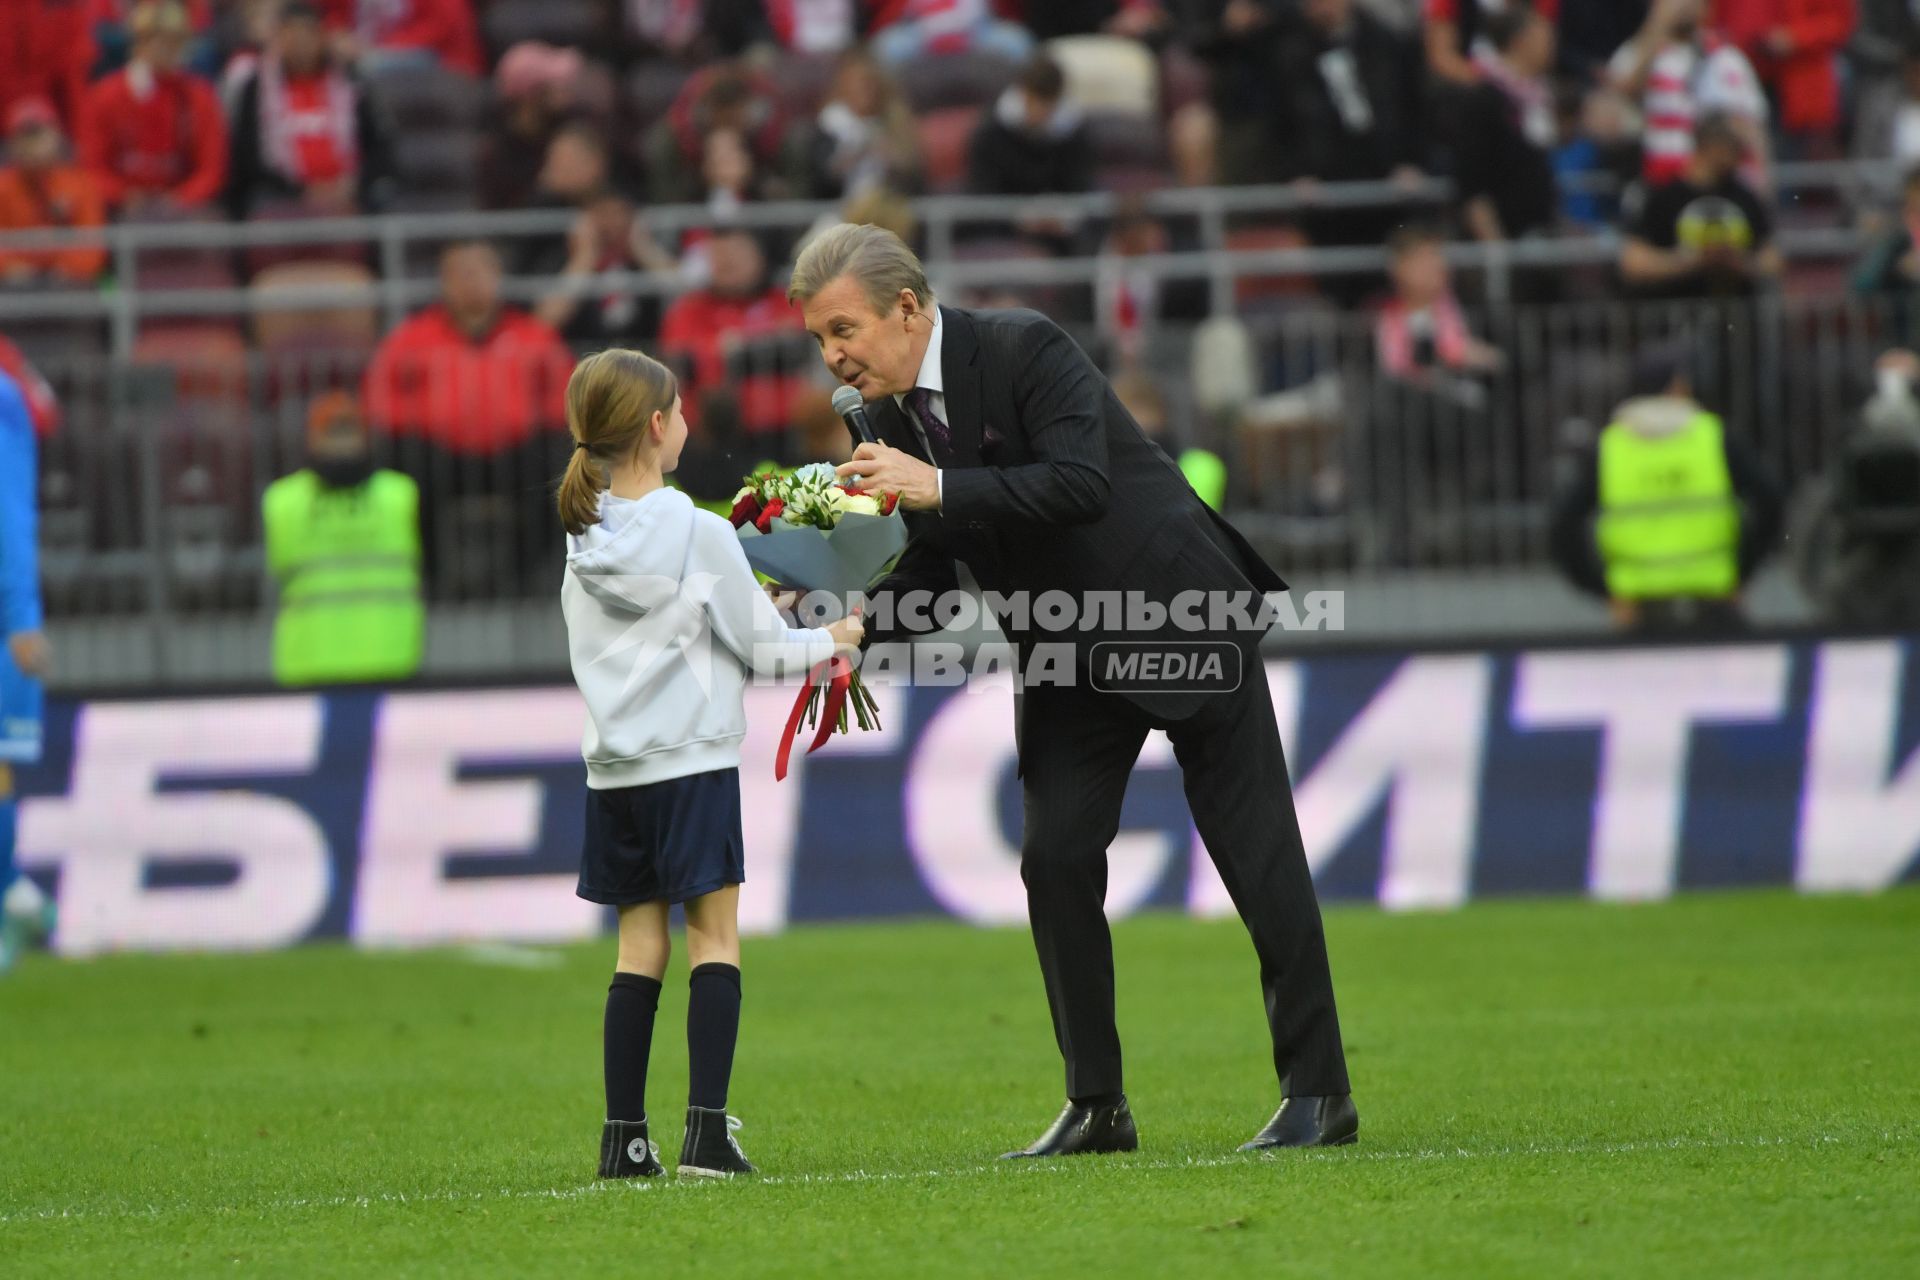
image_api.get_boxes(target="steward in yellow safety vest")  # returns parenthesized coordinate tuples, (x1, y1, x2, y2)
(1549, 348, 1782, 632)
(262, 393, 424, 685)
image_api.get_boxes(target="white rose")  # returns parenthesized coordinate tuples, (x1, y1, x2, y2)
(784, 490, 823, 524)
(834, 493, 881, 516)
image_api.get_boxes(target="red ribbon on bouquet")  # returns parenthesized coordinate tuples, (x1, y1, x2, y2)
(773, 654, 854, 781)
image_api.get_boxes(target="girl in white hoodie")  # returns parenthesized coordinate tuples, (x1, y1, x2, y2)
(556, 349, 862, 1180)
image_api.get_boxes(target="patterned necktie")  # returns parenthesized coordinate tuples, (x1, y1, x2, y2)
(905, 386, 951, 462)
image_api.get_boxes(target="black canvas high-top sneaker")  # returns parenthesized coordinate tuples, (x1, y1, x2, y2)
(598, 1118, 665, 1178)
(677, 1107, 757, 1177)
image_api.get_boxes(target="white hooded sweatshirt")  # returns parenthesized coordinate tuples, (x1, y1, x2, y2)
(562, 487, 836, 789)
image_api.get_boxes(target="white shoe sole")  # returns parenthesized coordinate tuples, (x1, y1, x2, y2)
(675, 1164, 738, 1179)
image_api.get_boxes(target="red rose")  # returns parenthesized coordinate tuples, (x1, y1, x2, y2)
(879, 492, 899, 515)
(843, 484, 867, 497)
(729, 492, 762, 528)
(754, 497, 785, 532)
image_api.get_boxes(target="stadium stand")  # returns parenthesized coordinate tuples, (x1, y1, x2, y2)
(1, 0, 1915, 683)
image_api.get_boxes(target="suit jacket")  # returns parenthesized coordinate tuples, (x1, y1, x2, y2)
(859, 305, 1285, 723)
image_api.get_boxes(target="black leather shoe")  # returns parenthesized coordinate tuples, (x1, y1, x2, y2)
(597, 1118, 664, 1178)
(1239, 1095, 1359, 1151)
(1001, 1097, 1139, 1159)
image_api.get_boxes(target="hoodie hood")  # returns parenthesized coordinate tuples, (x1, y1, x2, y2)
(566, 486, 698, 614)
(1614, 395, 1705, 440)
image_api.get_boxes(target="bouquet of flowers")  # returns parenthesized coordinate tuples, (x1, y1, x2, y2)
(728, 463, 907, 778)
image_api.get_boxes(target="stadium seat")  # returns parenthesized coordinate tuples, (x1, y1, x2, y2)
(1085, 112, 1167, 171)
(482, 0, 607, 55)
(243, 197, 373, 277)
(1227, 224, 1317, 308)
(1094, 165, 1171, 196)
(366, 62, 486, 132)
(133, 249, 239, 291)
(1046, 35, 1157, 118)
(1786, 259, 1853, 298)
(132, 323, 250, 410)
(249, 261, 381, 351)
(916, 106, 982, 194)
(259, 330, 376, 407)
(393, 129, 484, 198)
(382, 191, 477, 216)
(900, 51, 1018, 114)
(113, 201, 236, 293)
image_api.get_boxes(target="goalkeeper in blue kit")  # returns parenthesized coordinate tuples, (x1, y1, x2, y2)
(0, 367, 53, 973)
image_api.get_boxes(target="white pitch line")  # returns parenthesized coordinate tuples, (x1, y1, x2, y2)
(452, 944, 567, 971)
(1, 1132, 1893, 1227)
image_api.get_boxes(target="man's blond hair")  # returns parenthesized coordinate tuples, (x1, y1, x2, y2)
(788, 222, 935, 315)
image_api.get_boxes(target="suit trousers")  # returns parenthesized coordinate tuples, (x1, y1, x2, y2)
(1017, 659, 1350, 1101)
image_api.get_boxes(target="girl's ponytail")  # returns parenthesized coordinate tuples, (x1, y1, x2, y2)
(557, 441, 607, 537)
(556, 348, 679, 536)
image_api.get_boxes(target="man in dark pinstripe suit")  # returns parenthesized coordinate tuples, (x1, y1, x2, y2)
(795, 224, 1357, 1156)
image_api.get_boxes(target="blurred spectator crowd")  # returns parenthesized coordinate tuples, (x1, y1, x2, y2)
(4, 1, 1913, 310)
(9, 0, 1920, 626)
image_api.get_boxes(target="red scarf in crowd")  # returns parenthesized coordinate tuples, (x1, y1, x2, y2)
(1376, 295, 1475, 377)
(259, 55, 357, 187)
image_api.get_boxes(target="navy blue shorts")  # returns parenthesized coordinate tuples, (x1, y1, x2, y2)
(577, 767, 746, 907)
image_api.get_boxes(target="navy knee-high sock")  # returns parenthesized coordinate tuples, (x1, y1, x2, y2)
(604, 972, 662, 1122)
(686, 963, 742, 1111)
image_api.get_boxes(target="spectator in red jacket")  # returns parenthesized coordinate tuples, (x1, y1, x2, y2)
(1713, 0, 1854, 143)
(364, 239, 575, 455)
(364, 238, 573, 595)
(657, 227, 808, 441)
(0, 0, 95, 135)
(317, 0, 484, 76)
(75, 0, 227, 211)
(0, 98, 109, 287)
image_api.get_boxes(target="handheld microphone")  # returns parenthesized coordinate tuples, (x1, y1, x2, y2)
(832, 384, 879, 447)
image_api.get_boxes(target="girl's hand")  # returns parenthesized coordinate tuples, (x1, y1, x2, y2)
(8, 630, 49, 678)
(826, 611, 865, 652)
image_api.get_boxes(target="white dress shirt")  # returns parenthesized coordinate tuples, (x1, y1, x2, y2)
(891, 305, 945, 508)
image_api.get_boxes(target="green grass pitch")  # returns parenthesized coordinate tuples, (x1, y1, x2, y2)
(2, 889, 1916, 1277)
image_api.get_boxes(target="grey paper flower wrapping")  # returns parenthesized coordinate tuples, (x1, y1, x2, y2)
(736, 511, 907, 599)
